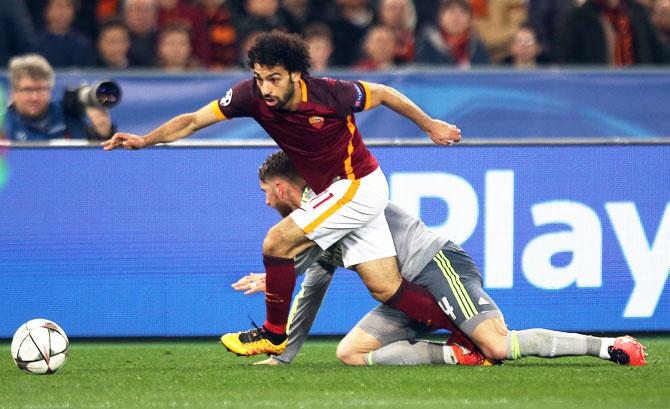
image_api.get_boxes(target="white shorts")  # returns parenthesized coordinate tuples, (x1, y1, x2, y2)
(290, 167, 397, 268)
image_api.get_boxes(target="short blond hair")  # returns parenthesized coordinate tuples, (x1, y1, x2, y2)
(8, 54, 55, 90)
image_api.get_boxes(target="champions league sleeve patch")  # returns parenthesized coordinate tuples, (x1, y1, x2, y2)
(353, 82, 364, 110)
(219, 88, 233, 107)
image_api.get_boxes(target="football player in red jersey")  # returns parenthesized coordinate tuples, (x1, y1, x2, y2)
(103, 30, 471, 357)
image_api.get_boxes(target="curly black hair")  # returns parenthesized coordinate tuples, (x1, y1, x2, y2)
(247, 30, 311, 75)
(258, 150, 302, 182)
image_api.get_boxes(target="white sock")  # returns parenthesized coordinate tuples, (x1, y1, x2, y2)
(365, 340, 459, 365)
(442, 345, 458, 365)
(506, 329, 612, 360)
(599, 338, 616, 360)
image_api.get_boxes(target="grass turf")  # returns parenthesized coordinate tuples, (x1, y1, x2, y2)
(1, 336, 668, 409)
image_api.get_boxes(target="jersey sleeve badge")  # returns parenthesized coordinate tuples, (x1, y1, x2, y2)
(353, 82, 364, 110)
(219, 88, 233, 107)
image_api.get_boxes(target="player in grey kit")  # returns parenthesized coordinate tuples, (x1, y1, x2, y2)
(233, 151, 648, 367)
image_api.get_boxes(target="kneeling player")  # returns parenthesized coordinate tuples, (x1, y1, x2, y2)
(231, 151, 647, 367)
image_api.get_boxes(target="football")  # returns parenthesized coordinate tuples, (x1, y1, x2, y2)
(11, 319, 69, 375)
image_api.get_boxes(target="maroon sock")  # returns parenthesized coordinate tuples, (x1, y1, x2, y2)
(262, 255, 296, 335)
(385, 279, 459, 333)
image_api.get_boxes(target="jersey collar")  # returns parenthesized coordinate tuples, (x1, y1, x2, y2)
(299, 79, 308, 103)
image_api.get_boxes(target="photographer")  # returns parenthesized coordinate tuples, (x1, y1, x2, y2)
(3, 54, 117, 142)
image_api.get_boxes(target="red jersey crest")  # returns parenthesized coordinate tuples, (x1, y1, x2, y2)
(308, 115, 324, 129)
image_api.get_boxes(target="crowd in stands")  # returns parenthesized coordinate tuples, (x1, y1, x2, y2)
(1, 0, 669, 73)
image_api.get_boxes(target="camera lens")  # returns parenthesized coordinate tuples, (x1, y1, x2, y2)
(92, 81, 121, 107)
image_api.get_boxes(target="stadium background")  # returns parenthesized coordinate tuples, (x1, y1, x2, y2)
(0, 70, 668, 338)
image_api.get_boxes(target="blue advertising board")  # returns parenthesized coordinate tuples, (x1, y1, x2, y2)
(0, 144, 668, 337)
(2, 70, 670, 140)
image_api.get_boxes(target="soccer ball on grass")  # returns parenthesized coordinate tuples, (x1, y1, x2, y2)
(11, 318, 69, 375)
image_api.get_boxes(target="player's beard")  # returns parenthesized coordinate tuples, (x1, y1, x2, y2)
(266, 85, 294, 111)
(275, 202, 293, 218)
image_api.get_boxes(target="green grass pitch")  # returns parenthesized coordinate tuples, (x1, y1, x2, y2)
(1, 336, 669, 409)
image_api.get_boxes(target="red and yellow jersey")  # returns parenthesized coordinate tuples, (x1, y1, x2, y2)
(212, 76, 379, 193)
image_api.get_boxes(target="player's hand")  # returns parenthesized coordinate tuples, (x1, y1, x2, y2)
(253, 357, 283, 366)
(101, 132, 148, 150)
(425, 119, 461, 146)
(231, 272, 266, 295)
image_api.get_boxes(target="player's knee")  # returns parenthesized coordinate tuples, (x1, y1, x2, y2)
(471, 317, 509, 360)
(369, 285, 397, 303)
(261, 236, 279, 256)
(335, 343, 355, 365)
(477, 338, 508, 360)
(262, 226, 288, 257)
(336, 341, 365, 366)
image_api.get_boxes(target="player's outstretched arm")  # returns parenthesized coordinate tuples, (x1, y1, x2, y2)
(364, 82, 461, 146)
(101, 102, 221, 150)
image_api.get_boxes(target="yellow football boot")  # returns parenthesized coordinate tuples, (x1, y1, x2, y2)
(220, 326, 287, 356)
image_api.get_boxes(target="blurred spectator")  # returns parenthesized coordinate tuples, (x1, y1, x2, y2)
(326, 0, 375, 67)
(354, 24, 397, 71)
(0, 0, 38, 66)
(26, 0, 47, 28)
(36, 0, 96, 67)
(560, 0, 667, 65)
(96, 18, 131, 68)
(32, 0, 123, 45)
(635, 0, 656, 9)
(501, 24, 545, 68)
(156, 22, 200, 71)
(223, 0, 245, 15)
(280, 0, 313, 33)
(304, 23, 333, 72)
(236, 28, 263, 68)
(71, 1, 125, 42)
(124, 0, 159, 67)
(528, 0, 576, 63)
(377, 0, 416, 65)
(470, 0, 528, 63)
(652, 0, 670, 58)
(73, 0, 106, 41)
(96, 0, 123, 21)
(3, 54, 114, 141)
(414, 0, 440, 32)
(415, 0, 490, 68)
(157, 0, 211, 65)
(200, 0, 238, 69)
(236, 0, 288, 39)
